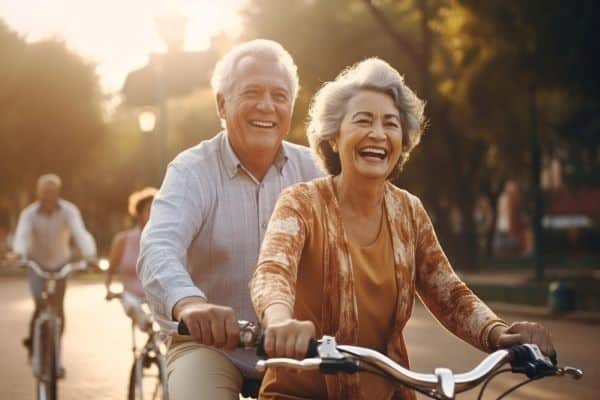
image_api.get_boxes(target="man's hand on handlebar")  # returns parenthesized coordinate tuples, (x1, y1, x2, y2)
(173, 296, 240, 351)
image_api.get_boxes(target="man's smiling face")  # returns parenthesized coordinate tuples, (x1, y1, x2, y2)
(218, 55, 293, 160)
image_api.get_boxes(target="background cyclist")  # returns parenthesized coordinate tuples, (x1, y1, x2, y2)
(106, 187, 157, 331)
(12, 173, 96, 372)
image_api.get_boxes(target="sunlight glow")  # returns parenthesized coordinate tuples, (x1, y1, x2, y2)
(0, 0, 246, 93)
(98, 258, 111, 271)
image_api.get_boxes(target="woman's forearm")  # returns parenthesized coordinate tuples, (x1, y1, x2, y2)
(262, 303, 293, 327)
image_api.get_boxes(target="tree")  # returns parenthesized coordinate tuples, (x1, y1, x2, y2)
(0, 21, 104, 205)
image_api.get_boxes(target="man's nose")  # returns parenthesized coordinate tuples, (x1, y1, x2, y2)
(256, 94, 275, 112)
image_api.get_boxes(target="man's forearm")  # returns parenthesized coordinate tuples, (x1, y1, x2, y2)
(172, 295, 208, 321)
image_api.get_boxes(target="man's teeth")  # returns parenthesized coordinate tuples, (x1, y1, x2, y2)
(250, 121, 276, 128)
(358, 147, 387, 158)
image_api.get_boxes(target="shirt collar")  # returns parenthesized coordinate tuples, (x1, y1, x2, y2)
(220, 130, 289, 179)
(36, 201, 62, 215)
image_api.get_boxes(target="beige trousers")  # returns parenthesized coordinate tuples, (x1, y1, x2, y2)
(166, 337, 243, 400)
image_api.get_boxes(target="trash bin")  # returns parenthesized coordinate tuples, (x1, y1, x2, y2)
(548, 280, 575, 313)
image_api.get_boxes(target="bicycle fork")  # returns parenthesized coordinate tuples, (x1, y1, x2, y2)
(32, 311, 62, 380)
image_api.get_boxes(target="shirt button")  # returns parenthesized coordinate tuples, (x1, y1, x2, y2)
(261, 222, 267, 229)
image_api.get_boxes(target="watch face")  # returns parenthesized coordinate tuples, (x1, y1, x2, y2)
(241, 330, 253, 344)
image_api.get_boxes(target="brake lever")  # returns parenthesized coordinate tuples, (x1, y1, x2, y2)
(510, 344, 556, 379)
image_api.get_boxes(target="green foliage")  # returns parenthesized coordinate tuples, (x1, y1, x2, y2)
(0, 21, 104, 200)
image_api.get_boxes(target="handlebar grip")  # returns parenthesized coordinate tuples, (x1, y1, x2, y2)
(256, 334, 319, 358)
(177, 320, 190, 336)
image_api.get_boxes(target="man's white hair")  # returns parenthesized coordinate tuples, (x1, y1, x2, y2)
(37, 173, 62, 190)
(210, 39, 299, 102)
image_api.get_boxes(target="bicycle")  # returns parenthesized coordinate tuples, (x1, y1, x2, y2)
(177, 319, 262, 398)
(256, 335, 583, 400)
(105, 287, 169, 400)
(21, 259, 90, 400)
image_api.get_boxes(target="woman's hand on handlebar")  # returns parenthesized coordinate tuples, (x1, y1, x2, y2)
(492, 321, 555, 357)
(262, 304, 316, 359)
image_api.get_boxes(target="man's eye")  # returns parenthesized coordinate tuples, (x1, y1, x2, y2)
(274, 93, 288, 102)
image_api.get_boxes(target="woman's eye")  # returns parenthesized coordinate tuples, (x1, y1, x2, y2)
(386, 122, 399, 128)
(355, 119, 371, 124)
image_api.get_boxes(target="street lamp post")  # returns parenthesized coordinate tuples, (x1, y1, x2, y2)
(137, 109, 157, 184)
(152, 11, 188, 183)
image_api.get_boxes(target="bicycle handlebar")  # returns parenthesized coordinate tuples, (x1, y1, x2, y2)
(21, 259, 89, 280)
(256, 335, 583, 399)
(105, 290, 122, 301)
(177, 319, 261, 350)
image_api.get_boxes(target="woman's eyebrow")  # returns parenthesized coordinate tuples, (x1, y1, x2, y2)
(384, 113, 401, 121)
(351, 111, 373, 119)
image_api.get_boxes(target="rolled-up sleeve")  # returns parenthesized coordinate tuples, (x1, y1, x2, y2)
(413, 198, 505, 352)
(12, 209, 32, 256)
(250, 185, 312, 320)
(138, 164, 207, 323)
(65, 205, 97, 258)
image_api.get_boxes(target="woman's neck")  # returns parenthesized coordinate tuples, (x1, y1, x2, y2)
(334, 173, 385, 217)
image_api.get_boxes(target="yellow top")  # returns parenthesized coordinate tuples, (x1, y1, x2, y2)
(349, 206, 397, 400)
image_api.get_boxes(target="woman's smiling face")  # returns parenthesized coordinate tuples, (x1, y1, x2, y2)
(334, 90, 403, 181)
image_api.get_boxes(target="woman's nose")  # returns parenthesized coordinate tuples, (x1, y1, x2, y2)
(368, 121, 386, 139)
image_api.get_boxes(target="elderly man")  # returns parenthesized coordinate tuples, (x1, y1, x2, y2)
(138, 39, 322, 400)
(13, 174, 96, 361)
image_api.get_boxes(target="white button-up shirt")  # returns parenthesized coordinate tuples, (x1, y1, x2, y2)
(13, 199, 97, 270)
(138, 131, 323, 332)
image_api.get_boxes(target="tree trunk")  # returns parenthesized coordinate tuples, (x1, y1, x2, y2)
(529, 83, 544, 281)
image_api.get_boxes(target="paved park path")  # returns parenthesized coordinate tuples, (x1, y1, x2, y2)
(1, 276, 597, 399)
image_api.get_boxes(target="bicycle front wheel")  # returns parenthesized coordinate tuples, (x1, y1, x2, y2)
(37, 320, 58, 400)
(128, 352, 168, 400)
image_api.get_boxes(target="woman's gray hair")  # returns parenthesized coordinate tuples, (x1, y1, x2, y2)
(307, 57, 426, 178)
(210, 39, 299, 102)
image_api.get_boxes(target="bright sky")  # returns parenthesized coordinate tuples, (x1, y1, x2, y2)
(0, 0, 245, 94)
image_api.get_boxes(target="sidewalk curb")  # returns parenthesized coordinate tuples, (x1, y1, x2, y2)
(488, 301, 600, 324)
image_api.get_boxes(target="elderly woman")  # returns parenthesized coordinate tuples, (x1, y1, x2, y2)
(106, 187, 157, 330)
(249, 58, 555, 400)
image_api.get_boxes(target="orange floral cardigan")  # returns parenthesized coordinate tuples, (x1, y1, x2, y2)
(250, 177, 505, 400)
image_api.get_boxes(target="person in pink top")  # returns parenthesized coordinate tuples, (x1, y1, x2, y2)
(106, 187, 157, 330)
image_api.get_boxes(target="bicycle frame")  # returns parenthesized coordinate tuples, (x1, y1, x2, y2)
(23, 259, 88, 400)
(32, 279, 62, 382)
(106, 289, 168, 400)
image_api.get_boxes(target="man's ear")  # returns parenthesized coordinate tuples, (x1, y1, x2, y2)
(330, 139, 338, 153)
(216, 93, 226, 119)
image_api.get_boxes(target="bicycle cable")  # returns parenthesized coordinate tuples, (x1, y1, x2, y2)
(496, 376, 544, 400)
(476, 368, 511, 400)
